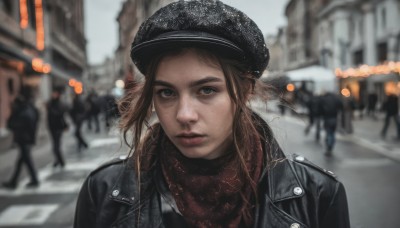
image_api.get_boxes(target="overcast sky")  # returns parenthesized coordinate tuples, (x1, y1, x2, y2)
(85, 0, 288, 65)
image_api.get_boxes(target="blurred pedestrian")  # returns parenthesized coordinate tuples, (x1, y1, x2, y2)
(367, 93, 378, 119)
(380, 93, 400, 139)
(340, 92, 355, 134)
(2, 86, 40, 189)
(319, 92, 343, 156)
(102, 93, 119, 130)
(46, 88, 69, 168)
(86, 91, 100, 133)
(74, 1, 350, 228)
(70, 94, 88, 152)
(305, 94, 322, 141)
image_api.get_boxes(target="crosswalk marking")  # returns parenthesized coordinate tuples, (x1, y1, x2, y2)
(0, 204, 58, 226)
(90, 137, 121, 148)
(0, 137, 122, 197)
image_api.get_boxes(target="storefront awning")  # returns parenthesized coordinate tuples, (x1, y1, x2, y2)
(285, 65, 337, 94)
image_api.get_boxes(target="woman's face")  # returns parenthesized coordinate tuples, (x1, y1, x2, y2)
(153, 50, 235, 160)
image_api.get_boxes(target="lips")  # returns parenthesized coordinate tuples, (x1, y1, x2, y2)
(176, 133, 205, 146)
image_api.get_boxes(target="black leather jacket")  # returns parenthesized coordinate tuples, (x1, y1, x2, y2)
(74, 120, 350, 228)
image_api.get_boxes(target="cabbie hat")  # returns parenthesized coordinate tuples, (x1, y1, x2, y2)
(131, 0, 269, 78)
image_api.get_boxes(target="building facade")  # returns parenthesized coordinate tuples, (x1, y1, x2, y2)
(44, 0, 87, 98)
(0, 0, 47, 150)
(285, 0, 326, 70)
(115, 0, 174, 89)
(87, 57, 117, 94)
(0, 0, 87, 150)
(318, 0, 400, 105)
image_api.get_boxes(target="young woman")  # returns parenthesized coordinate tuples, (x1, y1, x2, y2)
(74, 1, 350, 227)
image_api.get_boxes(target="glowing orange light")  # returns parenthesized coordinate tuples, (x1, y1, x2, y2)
(42, 64, 51, 74)
(31, 58, 51, 73)
(74, 86, 83, 94)
(341, 88, 351, 97)
(286, 83, 295, 92)
(69, 79, 77, 87)
(336, 61, 400, 78)
(19, 0, 29, 29)
(32, 58, 44, 72)
(35, 0, 45, 50)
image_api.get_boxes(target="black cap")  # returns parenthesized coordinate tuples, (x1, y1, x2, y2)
(131, 0, 269, 78)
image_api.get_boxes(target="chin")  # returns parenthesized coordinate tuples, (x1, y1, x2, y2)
(179, 147, 211, 159)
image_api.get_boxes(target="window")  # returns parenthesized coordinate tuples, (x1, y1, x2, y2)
(0, 0, 13, 16)
(289, 49, 297, 62)
(27, 0, 36, 29)
(353, 50, 364, 66)
(381, 7, 386, 29)
(349, 18, 355, 39)
(359, 20, 363, 36)
(377, 42, 388, 63)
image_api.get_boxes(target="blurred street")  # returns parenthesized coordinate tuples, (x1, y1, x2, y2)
(0, 102, 399, 228)
(0, 122, 127, 228)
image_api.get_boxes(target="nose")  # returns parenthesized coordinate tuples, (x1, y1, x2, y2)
(176, 96, 198, 125)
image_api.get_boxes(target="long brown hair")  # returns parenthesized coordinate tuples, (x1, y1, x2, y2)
(118, 47, 276, 210)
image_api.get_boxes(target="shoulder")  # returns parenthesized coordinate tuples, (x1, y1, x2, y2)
(78, 156, 133, 202)
(289, 154, 350, 227)
(88, 156, 130, 181)
(289, 154, 343, 198)
(290, 154, 337, 181)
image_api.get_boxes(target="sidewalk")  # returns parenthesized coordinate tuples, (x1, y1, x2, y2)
(251, 99, 400, 163)
(292, 113, 400, 162)
(341, 113, 400, 162)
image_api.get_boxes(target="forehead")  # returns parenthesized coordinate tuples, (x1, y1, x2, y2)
(155, 49, 225, 82)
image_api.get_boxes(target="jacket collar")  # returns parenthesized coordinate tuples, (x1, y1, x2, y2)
(265, 156, 305, 202)
(108, 161, 138, 206)
(254, 112, 305, 203)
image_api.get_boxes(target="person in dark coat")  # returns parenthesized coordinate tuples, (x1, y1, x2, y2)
(380, 93, 400, 139)
(367, 93, 378, 119)
(319, 92, 344, 156)
(47, 88, 68, 168)
(70, 94, 88, 152)
(86, 91, 101, 133)
(304, 94, 322, 141)
(74, 1, 350, 227)
(102, 93, 119, 130)
(2, 86, 40, 189)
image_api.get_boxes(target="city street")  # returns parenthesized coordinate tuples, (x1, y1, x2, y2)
(0, 103, 399, 228)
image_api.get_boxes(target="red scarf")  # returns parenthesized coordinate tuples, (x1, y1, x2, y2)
(160, 132, 263, 228)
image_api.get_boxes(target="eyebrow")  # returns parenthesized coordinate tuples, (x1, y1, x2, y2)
(154, 76, 224, 88)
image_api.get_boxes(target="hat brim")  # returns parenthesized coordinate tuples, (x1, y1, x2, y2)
(131, 31, 245, 73)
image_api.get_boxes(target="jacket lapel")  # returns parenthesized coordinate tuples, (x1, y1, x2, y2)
(268, 158, 305, 202)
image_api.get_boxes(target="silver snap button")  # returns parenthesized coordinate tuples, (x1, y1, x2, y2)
(119, 155, 127, 160)
(293, 187, 303, 195)
(112, 190, 120, 197)
(295, 156, 305, 162)
(327, 170, 335, 175)
(290, 223, 300, 228)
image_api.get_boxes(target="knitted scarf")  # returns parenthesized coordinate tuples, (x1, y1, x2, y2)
(160, 132, 263, 228)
